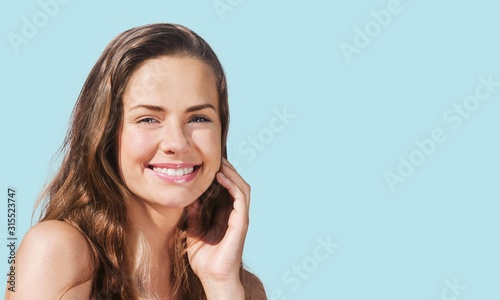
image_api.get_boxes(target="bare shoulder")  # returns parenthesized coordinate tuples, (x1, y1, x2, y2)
(5, 220, 94, 299)
(24, 220, 91, 250)
(242, 269, 267, 300)
(19, 220, 94, 270)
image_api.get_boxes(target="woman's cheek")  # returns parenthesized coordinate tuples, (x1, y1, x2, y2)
(192, 129, 221, 152)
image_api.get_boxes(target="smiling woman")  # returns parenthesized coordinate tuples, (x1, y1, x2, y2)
(5, 23, 266, 300)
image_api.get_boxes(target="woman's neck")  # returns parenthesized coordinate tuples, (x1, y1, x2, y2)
(127, 196, 184, 253)
(127, 197, 185, 299)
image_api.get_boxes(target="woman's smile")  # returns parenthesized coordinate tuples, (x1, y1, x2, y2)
(148, 163, 202, 183)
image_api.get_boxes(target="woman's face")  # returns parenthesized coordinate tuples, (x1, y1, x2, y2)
(119, 56, 222, 209)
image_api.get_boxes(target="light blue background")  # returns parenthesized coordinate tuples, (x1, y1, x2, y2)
(1, 0, 499, 299)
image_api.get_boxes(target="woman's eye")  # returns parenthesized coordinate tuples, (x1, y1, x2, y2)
(137, 117, 159, 124)
(190, 115, 212, 123)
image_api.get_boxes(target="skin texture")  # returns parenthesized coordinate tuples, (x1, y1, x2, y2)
(6, 56, 260, 299)
(4, 220, 93, 299)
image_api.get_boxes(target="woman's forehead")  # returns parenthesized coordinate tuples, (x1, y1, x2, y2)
(122, 56, 219, 111)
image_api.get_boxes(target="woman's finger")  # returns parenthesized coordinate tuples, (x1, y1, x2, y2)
(219, 161, 250, 208)
(215, 172, 249, 247)
(216, 172, 249, 219)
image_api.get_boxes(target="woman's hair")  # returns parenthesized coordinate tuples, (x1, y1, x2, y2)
(35, 23, 246, 299)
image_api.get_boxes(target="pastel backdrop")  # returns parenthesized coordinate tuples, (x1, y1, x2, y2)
(1, 0, 499, 299)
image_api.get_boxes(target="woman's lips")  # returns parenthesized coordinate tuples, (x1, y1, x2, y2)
(148, 164, 201, 183)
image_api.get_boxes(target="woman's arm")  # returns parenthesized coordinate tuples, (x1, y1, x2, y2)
(4, 220, 93, 300)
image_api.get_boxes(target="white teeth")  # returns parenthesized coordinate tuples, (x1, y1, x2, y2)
(153, 166, 195, 176)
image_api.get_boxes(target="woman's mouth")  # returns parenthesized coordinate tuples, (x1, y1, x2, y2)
(148, 164, 201, 183)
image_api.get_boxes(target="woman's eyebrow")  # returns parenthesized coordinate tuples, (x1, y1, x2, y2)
(185, 103, 216, 113)
(128, 104, 165, 112)
(128, 103, 215, 113)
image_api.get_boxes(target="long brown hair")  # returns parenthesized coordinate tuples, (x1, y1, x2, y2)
(36, 23, 252, 299)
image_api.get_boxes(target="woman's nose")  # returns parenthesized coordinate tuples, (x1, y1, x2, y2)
(158, 122, 190, 155)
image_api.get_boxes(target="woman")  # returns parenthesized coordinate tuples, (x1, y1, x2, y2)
(6, 23, 266, 299)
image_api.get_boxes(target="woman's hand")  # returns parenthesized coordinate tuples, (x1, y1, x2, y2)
(186, 158, 250, 299)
